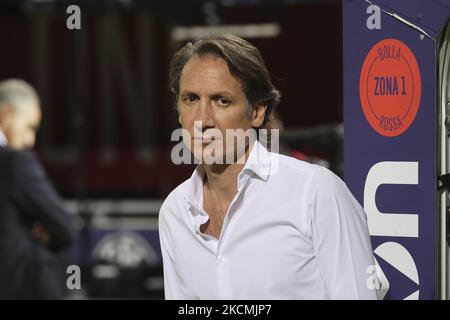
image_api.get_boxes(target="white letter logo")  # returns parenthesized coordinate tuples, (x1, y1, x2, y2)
(66, 265, 81, 290)
(66, 5, 81, 30)
(364, 161, 420, 300)
(366, 4, 381, 30)
(364, 161, 419, 237)
(373, 242, 420, 300)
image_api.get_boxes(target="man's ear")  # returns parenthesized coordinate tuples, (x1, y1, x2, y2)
(251, 102, 268, 128)
(175, 97, 182, 125)
(177, 105, 182, 125)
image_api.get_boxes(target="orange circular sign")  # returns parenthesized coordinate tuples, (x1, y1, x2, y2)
(359, 38, 421, 137)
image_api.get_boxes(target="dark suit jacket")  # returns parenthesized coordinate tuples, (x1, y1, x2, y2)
(0, 146, 75, 299)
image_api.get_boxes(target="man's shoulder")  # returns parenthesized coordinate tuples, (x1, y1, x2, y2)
(272, 152, 325, 179)
(159, 177, 192, 218)
(285, 157, 354, 206)
(0, 147, 37, 161)
(0, 147, 35, 168)
(0, 149, 40, 190)
(271, 152, 346, 192)
(0, 146, 17, 160)
(7, 149, 41, 172)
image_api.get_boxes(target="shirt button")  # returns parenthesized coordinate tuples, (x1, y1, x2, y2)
(217, 255, 224, 262)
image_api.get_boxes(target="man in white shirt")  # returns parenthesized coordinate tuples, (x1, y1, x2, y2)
(159, 34, 378, 300)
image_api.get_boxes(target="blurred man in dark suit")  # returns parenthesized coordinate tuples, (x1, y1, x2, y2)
(0, 79, 75, 299)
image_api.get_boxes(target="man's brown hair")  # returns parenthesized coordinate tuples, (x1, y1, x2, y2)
(169, 33, 281, 127)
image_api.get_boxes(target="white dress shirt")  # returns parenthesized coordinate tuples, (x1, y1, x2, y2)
(0, 130, 7, 147)
(159, 141, 378, 300)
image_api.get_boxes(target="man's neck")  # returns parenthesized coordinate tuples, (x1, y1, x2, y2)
(202, 142, 253, 200)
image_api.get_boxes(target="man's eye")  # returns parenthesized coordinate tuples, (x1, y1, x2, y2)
(216, 97, 231, 107)
(183, 95, 198, 104)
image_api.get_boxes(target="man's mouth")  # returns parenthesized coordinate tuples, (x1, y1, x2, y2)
(194, 136, 217, 143)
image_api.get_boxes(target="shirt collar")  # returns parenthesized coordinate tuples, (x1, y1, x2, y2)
(0, 130, 7, 147)
(185, 140, 272, 210)
(239, 139, 271, 182)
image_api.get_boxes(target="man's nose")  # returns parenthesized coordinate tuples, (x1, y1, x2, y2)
(196, 99, 215, 128)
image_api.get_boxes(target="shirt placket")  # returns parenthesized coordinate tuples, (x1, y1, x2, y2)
(186, 171, 254, 299)
(215, 173, 254, 299)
